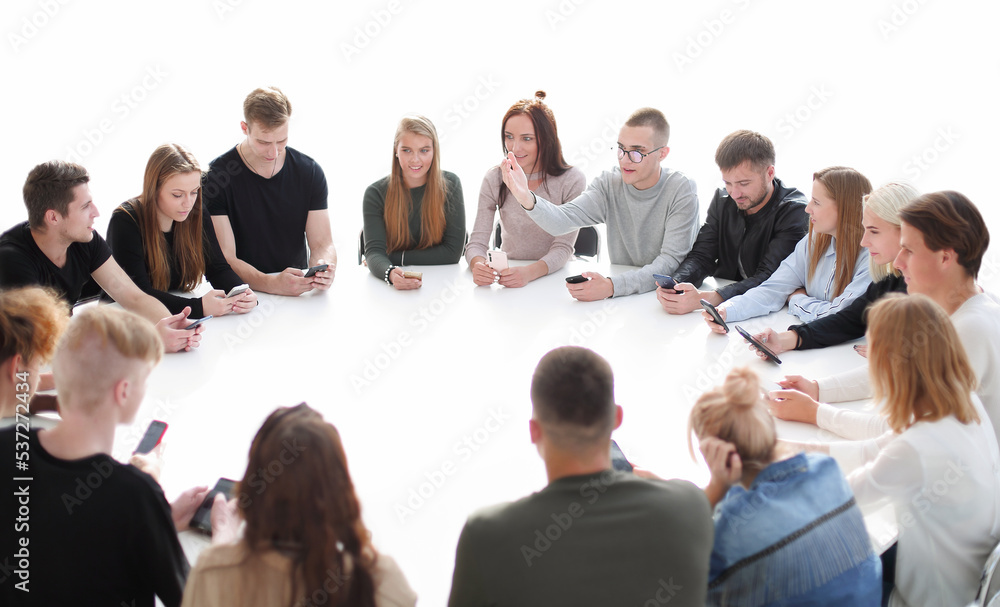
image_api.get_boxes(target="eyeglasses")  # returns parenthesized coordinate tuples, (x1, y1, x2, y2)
(616, 145, 664, 164)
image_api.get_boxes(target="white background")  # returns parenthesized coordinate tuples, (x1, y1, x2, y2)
(3, 0, 998, 604)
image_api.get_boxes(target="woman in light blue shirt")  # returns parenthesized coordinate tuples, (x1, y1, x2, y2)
(705, 166, 872, 329)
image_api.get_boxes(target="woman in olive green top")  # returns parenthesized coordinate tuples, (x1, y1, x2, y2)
(362, 114, 465, 290)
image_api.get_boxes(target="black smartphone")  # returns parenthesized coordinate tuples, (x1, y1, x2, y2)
(610, 439, 633, 473)
(735, 325, 782, 364)
(190, 478, 237, 535)
(303, 263, 329, 278)
(183, 315, 213, 330)
(653, 274, 677, 290)
(700, 300, 729, 333)
(133, 420, 167, 455)
(565, 274, 589, 284)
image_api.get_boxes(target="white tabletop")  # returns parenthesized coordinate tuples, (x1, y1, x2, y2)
(111, 257, 894, 606)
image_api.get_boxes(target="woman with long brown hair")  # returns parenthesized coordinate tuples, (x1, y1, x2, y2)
(705, 166, 872, 332)
(362, 115, 465, 290)
(182, 403, 417, 607)
(465, 91, 585, 287)
(107, 143, 256, 318)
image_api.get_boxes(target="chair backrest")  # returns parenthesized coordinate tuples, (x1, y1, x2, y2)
(493, 221, 502, 250)
(573, 226, 600, 260)
(357, 229, 365, 265)
(970, 541, 1000, 606)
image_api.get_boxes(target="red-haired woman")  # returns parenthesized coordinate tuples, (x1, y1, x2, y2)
(465, 91, 585, 287)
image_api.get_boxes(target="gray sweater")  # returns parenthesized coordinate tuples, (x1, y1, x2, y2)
(526, 165, 700, 296)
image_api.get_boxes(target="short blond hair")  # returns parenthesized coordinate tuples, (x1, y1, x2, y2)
(52, 307, 163, 411)
(243, 86, 291, 129)
(867, 293, 979, 433)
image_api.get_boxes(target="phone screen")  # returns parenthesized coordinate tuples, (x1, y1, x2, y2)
(190, 478, 237, 534)
(610, 439, 633, 473)
(133, 420, 167, 455)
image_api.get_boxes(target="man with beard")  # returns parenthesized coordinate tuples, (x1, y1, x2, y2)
(658, 130, 809, 314)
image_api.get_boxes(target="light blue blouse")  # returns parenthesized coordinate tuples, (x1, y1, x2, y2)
(722, 234, 871, 323)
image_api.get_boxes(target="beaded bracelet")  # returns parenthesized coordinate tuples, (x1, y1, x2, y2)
(384, 265, 396, 286)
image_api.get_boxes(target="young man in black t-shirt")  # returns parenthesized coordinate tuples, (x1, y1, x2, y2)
(205, 86, 337, 296)
(0, 306, 210, 607)
(0, 161, 201, 353)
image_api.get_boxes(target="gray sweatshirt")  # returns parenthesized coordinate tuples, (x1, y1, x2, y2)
(526, 165, 700, 296)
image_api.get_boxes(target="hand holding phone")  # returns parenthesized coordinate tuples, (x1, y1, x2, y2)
(133, 420, 168, 455)
(735, 326, 782, 364)
(403, 271, 422, 279)
(303, 263, 329, 278)
(183, 315, 213, 331)
(700, 300, 729, 333)
(225, 284, 249, 298)
(487, 250, 509, 271)
(190, 478, 237, 535)
(653, 274, 678, 290)
(565, 274, 589, 284)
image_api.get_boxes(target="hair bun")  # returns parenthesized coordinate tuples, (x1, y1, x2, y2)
(722, 367, 761, 408)
(534, 90, 546, 101)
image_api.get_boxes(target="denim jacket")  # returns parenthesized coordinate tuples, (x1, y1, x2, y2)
(708, 453, 881, 606)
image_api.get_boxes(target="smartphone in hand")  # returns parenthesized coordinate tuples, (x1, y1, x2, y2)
(735, 325, 782, 364)
(610, 439, 633, 473)
(189, 478, 237, 535)
(487, 250, 509, 271)
(133, 420, 167, 455)
(700, 300, 729, 333)
(303, 263, 329, 278)
(183, 315, 213, 331)
(566, 274, 589, 284)
(653, 274, 677, 290)
(225, 284, 249, 298)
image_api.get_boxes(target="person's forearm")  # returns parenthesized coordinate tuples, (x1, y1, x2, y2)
(228, 256, 278, 292)
(125, 292, 172, 325)
(524, 260, 548, 281)
(704, 480, 729, 509)
(309, 241, 337, 267)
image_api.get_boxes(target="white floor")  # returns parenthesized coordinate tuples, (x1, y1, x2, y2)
(4, 1, 999, 605)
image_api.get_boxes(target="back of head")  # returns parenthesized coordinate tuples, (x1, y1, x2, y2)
(809, 166, 872, 296)
(530, 346, 615, 450)
(867, 293, 979, 432)
(499, 90, 570, 177)
(239, 403, 376, 606)
(243, 86, 292, 130)
(131, 143, 206, 291)
(688, 367, 776, 473)
(51, 306, 163, 412)
(0, 287, 69, 367)
(899, 191, 989, 279)
(863, 182, 920, 281)
(624, 107, 670, 148)
(23, 160, 90, 229)
(715, 130, 775, 172)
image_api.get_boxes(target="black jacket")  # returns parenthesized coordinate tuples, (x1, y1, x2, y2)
(791, 273, 907, 350)
(673, 177, 808, 301)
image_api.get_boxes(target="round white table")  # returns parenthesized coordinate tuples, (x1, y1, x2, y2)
(109, 257, 894, 606)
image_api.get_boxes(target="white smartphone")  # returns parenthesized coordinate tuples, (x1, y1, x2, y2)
(487, 250, 509, 271)
(226, 284, 249, 298)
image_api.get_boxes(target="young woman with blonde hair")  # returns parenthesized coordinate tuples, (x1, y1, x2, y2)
(362, 115, 465, 290)
(688, 366, 880, 605)
(107, 143, 257, 318)
(705, 166, 873, 332)
(842, 294, 1000, 606)
(753, 181, 919, 354)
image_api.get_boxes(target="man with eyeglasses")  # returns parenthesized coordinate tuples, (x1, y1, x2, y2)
(501, 107, 699, 300)
(658, 130, 808, 314)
